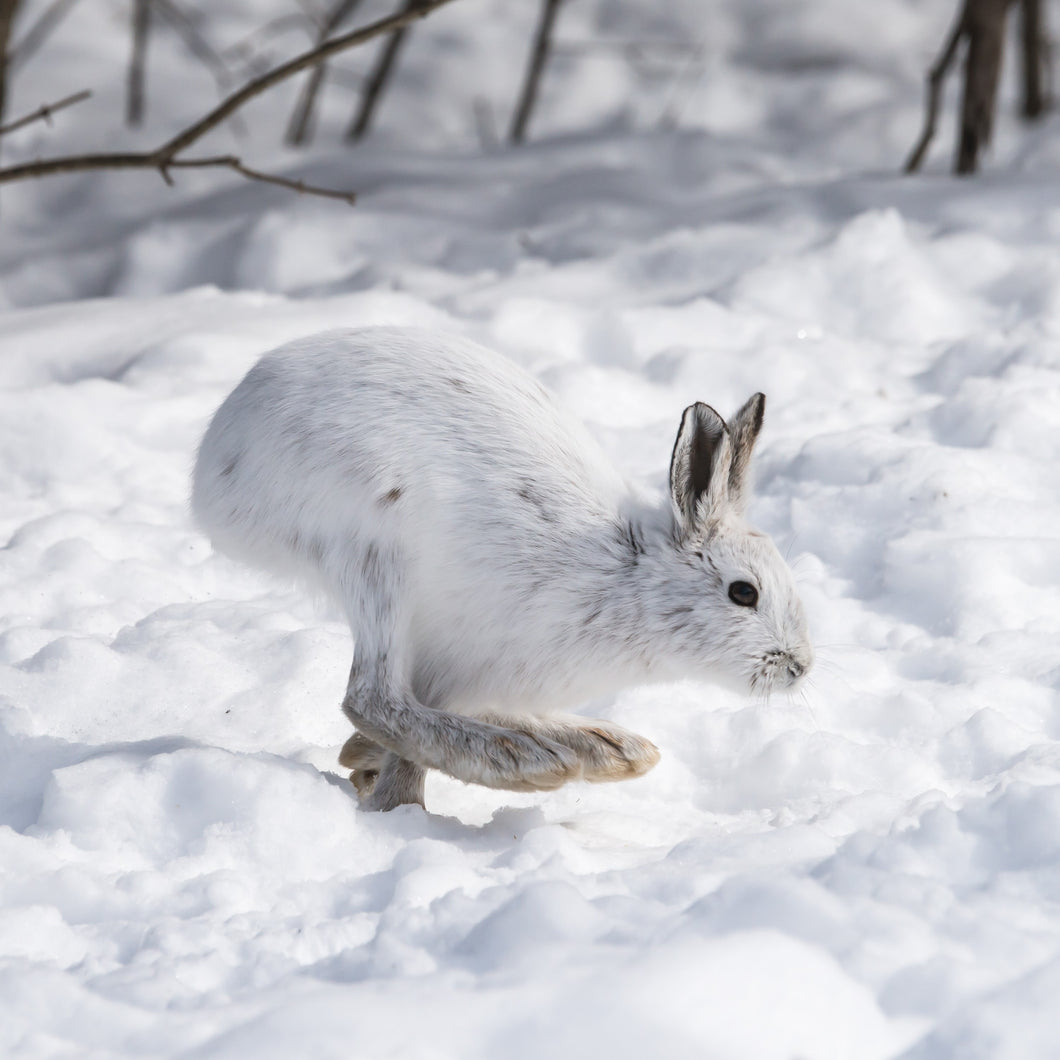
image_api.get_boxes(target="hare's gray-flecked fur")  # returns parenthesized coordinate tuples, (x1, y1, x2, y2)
(193, 327, 812, 811)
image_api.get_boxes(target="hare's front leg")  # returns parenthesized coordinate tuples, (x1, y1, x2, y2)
(340, 655, 583, 801)
(482, 713, 660, 783)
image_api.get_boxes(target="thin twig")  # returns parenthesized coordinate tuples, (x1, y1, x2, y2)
(127, 0, 151, 126)
(510, 0, 563, 144)
(166, 155, 357, 202)
(286, 0, 363, 145)
(0, 88, 91, 137)
(0, 0, 460, 193)
(0, 0, 21, 130)
(160, 0, 456, 160)
(153, 0, 246, 137)
(904, 2, 968, 173)
(346, 0, 414, 141)
(0, 146, 357, 203)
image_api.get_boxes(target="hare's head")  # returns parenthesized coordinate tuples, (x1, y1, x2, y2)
(665, 394, 813, 695)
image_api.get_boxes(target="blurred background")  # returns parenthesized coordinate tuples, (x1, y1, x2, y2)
(1, 0, 1053, 309)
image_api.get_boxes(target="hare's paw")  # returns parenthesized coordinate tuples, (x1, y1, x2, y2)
(350, 768, 379, 796)
(340, 731, 387, 795)
(471, 714, 655, 788)
(470, 729, 583, 793)
(339, 731, 387, 770)
(361, 756, 426, 812)
(547, 720, 660, 783)
(344, 714, 581, 795)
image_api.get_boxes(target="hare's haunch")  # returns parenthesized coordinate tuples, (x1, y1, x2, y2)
(193, 327, 812, 811)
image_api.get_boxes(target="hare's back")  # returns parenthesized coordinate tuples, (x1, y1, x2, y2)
(193, 327, 625, 576)
(250, 327, 618, 488)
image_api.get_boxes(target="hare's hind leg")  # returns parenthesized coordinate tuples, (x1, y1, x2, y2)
(338, 731, 388, 796)
(363, 753, 426, 811)
(339, 732, 426, 810)
(481, 713, 660, 783)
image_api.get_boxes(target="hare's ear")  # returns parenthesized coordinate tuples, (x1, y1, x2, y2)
(669, 402, 730, 537)
(727, 393, 765, 515)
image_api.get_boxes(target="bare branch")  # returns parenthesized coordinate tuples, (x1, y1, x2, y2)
(0, 151, 158, 183)
(0, 147, 358, 203)
(152, 0, 247, 137)
(509, 0, 563, 144)
(906, 0, 1026, 175)
(346, 0, 415, 141)
(0, 88, 90, 137)
(166, 155, 357, 203)
(127, 0, 151, 127)
(158, 0, 457, 161)
(0, 0, 22, 130)
(905, 3, 969, 173)
(285, 60, 328, 145)
(0, 0, 460, 193)
(286, 0, 364, 146)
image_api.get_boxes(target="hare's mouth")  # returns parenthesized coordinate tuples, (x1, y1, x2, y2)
(752, 650, 809, 693)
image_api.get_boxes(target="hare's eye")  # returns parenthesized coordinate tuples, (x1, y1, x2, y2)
(728, 581, 758, 608)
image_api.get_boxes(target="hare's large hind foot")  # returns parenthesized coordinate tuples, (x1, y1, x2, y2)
(361, 753, 426, 811)
(483, 715, 660, 784)
(341, 734, 426, 810)
(339, 731, 386, 770)
(339, 731, 388, 796)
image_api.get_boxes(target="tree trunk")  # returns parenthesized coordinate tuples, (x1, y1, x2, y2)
(956, 0, 1012, 174)
(1019, 0, 1047, 119)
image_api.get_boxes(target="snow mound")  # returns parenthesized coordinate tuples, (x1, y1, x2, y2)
(2, 0, 1060, 1055)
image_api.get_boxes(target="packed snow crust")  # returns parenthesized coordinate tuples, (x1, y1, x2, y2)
(2, 1, 1060, 1056)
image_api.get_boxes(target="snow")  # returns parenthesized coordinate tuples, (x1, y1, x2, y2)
(2, 0, 1060, 1056)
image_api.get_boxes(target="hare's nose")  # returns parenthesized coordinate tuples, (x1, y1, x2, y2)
(785, 654, 810, 685)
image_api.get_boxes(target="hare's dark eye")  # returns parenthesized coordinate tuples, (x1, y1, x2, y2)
(728, 581, 758, 608)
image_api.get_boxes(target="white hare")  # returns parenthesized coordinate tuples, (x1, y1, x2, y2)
(192, 327, 812, 811)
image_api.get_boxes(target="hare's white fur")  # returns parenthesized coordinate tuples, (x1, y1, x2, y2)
(193, 327, 812, 810)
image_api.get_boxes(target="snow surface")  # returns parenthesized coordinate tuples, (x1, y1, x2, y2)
(2, 0, 1060, 1056)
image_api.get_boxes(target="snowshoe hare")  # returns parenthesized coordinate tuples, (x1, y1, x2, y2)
(192, 327, 812, 811)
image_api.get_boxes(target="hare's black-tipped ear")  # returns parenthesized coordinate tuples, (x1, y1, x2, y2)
(670, 402, 729, 535)
(728, 393, 765, 514)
